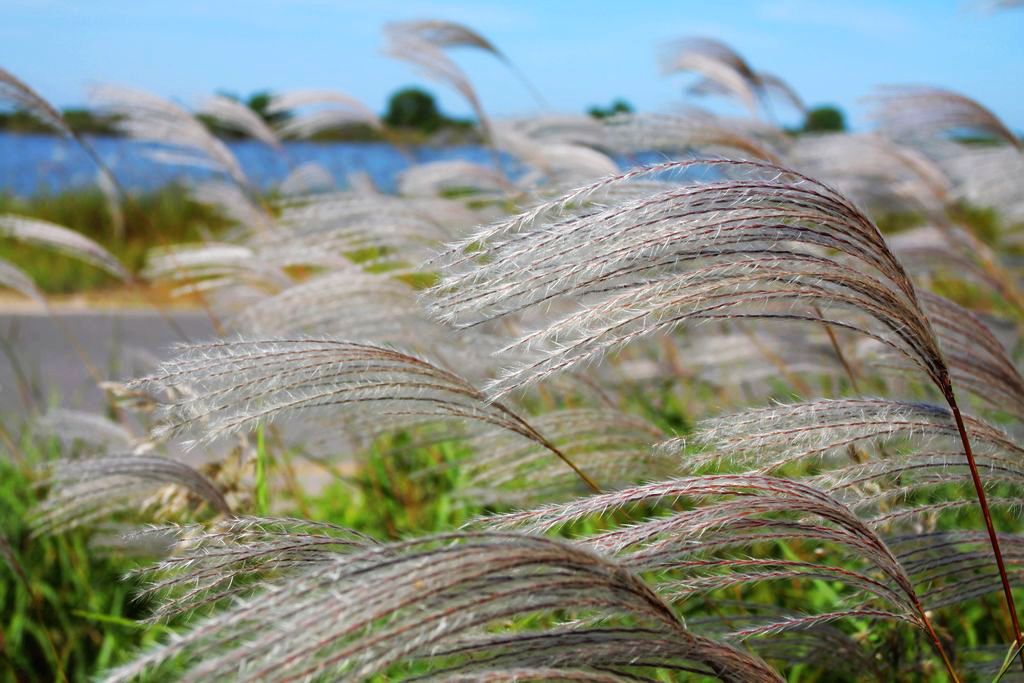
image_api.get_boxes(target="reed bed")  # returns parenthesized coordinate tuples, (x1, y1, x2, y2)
(3, 16, 1024, 682)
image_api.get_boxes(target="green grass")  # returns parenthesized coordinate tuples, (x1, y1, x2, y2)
(0, 449, 168, 682)
(5, 389, 1021, 681)
(2, 187, 1024, 679)
(0, 186, 231, 293)
(0, 421, 480, 682)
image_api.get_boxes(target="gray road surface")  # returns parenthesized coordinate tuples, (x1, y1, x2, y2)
(0, 309, 215, 416)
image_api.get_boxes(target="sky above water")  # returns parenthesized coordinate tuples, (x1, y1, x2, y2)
(2, 0, 1022, 130)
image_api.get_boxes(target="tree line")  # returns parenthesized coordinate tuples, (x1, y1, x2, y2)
(0, 86, 849, 140)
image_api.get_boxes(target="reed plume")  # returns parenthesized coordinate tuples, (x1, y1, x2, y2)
(429, 156, 1024, 660)
(0, 214, 128, 280)
(33, 454, 230, 535)
(106, 531, 781, 682)
(870, 85, 1022, 149)
(130, 338, 599, 490)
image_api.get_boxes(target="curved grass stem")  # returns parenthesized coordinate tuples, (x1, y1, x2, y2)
(542, 440, 601, 493)
(947, 388, 1024, 671)
(913, 597, 961, 682)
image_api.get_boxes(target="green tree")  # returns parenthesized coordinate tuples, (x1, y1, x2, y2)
(246, 90, 289, 125)
(802, 105, 846, 133)
(384, 87, 445, 133)
(587, 98, 634, 120)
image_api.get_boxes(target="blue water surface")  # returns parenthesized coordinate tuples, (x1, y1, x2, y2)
(0, 132, 519, 196)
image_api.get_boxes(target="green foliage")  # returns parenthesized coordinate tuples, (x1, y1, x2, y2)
(951, 201, 1005, 244)
(244, 90, 287, 126)
(0, 186, 230, 292)
(9, 388, 1008, 681)
(873, 210, 925, 235)
(0, 108, 120, 136)
(0, 418, 482, 681)
(199, 90, 292, 139)
(384, 87, 446, 133)
(0, 446, 170, 682)
(379, 86, 476, 142)
(587, 98, 634, 119)
(305, 122, 385, 142)
(802, 105, 846, 133)
(1, 86, 480, 144)
(62, 109, 121, 136)
(305, 436, 475, 539)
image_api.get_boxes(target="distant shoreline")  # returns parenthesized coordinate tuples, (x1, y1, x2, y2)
(0, 131, 508, 197)
(0, 124, 483, 146)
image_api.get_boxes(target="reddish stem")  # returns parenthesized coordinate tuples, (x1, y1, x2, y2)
(912, 596, 961, 682)
(947, 388, 1024, 670)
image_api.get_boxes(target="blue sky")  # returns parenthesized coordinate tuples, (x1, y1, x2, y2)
(2, 0, 1022, 131)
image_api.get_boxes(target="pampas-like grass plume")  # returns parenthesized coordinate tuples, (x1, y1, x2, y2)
(198, 94, 282, 150)
(384, 20, 512, 143)
(387, 19, 546, 109)
(106, 531, 781, 682)
(33, 454, 230, 535)
(604, 111, 787, 163)
(229, 270, 451, 353)
(127, 516, 377, 620)
(428, 158, 945, 399)
(459, 407, 673, 504)
(429, 156, 1024, 664)
(870, 85, 1022, 149)
(1, 67, 126, 234)
(91, 84, 250, 188)
(919, 292, 1024, 418)
(130, 338, 600, 490)
(0, 257, 44, 302)
(660, 38, 802, 118)
(689, 398, 1022, 475)
(682, 398, 1024, 531)
(0, 66, 72, 135)
(268, 89, 382, 139)
(483, 475, 957, 672)
(15, 28, 1024, 681)
(0, 214, 128, 280)
(33, 408, 140, 454)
